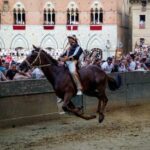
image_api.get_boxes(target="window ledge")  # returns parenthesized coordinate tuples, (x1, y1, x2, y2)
(66, 25, 78, 30)
(139, 25, 145, 29)
(43, 25, 55, 30)
(90, 25, 102, 30)
(13, 25, 26, 30)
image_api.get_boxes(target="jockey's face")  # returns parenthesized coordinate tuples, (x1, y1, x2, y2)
(68, 38, 76, 46)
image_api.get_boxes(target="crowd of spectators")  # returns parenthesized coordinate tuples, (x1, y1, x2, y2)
(0, 48, 63, 81)
(1, 46, 150, 81)
(0, 56, 44, 81)
(81, 47, 150, 73)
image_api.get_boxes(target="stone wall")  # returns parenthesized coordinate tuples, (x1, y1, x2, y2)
(0, 71, 150, 128)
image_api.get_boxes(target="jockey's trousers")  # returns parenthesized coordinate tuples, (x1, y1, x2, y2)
(66, 60, 83, 91)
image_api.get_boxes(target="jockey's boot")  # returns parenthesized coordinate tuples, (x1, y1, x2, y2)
(77, 90, 82, 95)
(71, 73, 83, 95)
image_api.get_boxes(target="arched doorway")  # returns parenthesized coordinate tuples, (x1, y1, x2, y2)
(0, 38, 5, 57)
(40, 34, 58, 50)
(10, 34, 29, 62)
(86, 35, 106, 59)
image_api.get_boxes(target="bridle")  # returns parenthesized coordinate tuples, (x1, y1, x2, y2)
(24, 49, 51, 68)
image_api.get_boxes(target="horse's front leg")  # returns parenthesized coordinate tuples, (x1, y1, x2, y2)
(62, 93, 71, 112)
(62, 93, 96, 120)
(62, 93, 80, 113)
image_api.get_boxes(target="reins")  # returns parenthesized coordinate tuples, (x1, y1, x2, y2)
(25, 49, 52, 68)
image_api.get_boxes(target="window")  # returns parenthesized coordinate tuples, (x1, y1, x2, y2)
(139, 15, 145, 29)
(3, 0, 9, 12)
(91, 2, 103, 25)
(67, 2, 79, 25)
(44, 2, 55, 25)
(13, 3, 25, 25)
(141, 0, 147, 7)
(91, 8, 103, 25)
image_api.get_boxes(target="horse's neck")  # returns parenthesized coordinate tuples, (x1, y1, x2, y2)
(41, 64, 57, 86)
(40, 53, 68, 89)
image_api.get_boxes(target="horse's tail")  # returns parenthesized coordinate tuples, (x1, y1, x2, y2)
(107, 74, 121, 91)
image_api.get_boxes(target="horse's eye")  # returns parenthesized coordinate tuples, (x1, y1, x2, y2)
(31, 53, 36, 58)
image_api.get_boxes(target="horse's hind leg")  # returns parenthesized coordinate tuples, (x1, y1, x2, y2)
(97, 93, 108, 123)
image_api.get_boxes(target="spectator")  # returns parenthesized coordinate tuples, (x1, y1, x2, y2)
(93, 58, 101, 67)
(6, 63, 29, 80)
(0, 71, 7, 81)
(101, 57, 114, 73)
(5, 54, 12, 64)
(31, 68, 44, 79)
(126, 54, 136, 71)
(0, 59, 7, 74)
(145, 57, 150, 69)
(3, 62, 10, 75)
(137, 57, 148, 71)
(6, 64, 19, 80)
(118, 60, 127, 72)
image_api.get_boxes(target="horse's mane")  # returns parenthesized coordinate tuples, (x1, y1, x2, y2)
(42, 49, 58, 66)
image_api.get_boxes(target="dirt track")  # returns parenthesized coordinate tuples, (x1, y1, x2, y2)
(0, 103, 150, 150)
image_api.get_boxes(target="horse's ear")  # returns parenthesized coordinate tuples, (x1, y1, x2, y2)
(33, 45, 37, 50)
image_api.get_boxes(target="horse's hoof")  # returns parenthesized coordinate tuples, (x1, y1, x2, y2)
(91, 115, 97, 119)
(99, 113, 104, 123)
(62, 106, 68, 112)
(76, 107, 84, 114)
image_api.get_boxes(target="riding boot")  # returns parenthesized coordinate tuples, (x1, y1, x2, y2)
(71, 72, 83, 95)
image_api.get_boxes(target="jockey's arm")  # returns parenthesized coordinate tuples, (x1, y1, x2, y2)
(71, 47, 83, 60)
(58, 50, 68, 62)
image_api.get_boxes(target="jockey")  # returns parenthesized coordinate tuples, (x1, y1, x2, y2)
(59, 35, 83, 95)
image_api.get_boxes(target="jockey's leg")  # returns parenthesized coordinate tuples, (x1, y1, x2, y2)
(66, 60, 83, 95)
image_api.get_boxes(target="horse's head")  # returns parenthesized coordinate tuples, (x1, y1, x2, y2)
(19, 45, 42, 72)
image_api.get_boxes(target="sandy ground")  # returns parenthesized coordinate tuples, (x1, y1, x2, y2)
(0, 103, 150, 150)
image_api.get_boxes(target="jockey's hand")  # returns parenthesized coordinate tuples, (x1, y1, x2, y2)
(64, 56, 69, 61)
(59, 56, 68, 62)
(68, 56, 74, 61)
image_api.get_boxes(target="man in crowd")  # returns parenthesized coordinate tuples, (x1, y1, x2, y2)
(6, 64, 28, 80)
(126, 54, 136, 71)
(0, 59, 7, 74)
(101, 57, 114, 73)
(0, 71, 7, 81)
(31, 67, 44, 79)
(6, 64, 19, 80)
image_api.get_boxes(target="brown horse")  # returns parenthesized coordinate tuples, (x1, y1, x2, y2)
(19, 46, 121, 123)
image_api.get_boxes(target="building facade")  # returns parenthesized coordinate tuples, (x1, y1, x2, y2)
(0, 0, 129, 59)
(129, 0, 150, 51)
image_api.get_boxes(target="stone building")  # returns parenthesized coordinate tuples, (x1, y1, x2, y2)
(129, 0, 150, 50)
(0, 0, 129, 59)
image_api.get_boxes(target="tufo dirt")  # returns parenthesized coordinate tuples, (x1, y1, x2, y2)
(0, 103, 150, 150)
